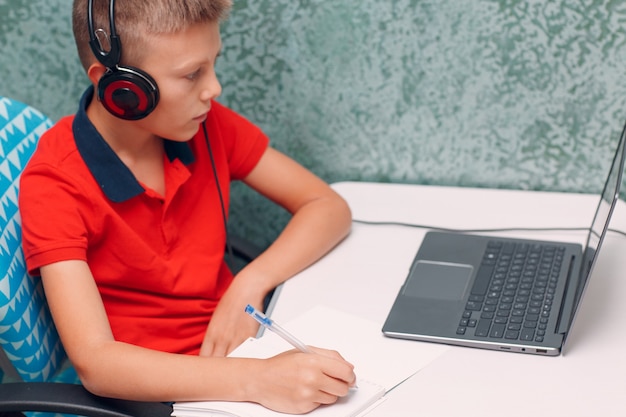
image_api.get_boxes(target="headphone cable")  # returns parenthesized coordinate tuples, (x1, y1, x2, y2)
(202, 121, 234, 265)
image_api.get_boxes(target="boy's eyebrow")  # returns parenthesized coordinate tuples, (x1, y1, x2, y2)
(170, 48, 222, 72)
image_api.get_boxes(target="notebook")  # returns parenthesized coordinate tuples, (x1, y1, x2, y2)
(173, 305, 449, 417)
(174, 371, 383, 417)
(382, 121, 626, 356)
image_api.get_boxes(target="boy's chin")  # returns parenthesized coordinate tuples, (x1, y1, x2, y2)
(162, 126, 201, 142)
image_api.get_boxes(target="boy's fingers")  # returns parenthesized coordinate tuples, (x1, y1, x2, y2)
(308, 346, 354, 365)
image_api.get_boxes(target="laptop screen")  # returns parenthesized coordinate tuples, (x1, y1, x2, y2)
(570, 122, 626, 327)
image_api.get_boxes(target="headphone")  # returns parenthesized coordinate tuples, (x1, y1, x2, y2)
(87, 0, 159, 120)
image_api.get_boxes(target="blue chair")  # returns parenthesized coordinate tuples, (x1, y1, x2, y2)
(0, 96, 70, 383)
(0, 97, 172, 416)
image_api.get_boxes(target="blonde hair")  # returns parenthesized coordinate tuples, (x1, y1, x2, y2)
(72, 0, 232, 71)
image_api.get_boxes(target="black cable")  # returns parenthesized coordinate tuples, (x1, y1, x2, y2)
(351, 219, 626, 239)
(202, 121, 234, 265)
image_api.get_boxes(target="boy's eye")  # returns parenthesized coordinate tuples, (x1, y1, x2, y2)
(186, 69, 201, 80)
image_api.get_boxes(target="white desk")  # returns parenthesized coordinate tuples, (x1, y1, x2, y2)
(271, 182, 626, 417)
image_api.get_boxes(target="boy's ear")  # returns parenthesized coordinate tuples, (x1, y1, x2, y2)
(87, 63, 107, 86)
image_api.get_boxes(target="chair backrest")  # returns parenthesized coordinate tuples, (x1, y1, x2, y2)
(0, 97, 67, 382)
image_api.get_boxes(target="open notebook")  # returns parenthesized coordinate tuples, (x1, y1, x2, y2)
(172, 305, 449, 417)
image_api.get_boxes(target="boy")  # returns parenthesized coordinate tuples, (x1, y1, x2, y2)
(18, 0, 355, 414)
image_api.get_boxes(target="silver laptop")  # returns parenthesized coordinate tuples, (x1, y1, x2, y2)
(382, 122, 626, 356)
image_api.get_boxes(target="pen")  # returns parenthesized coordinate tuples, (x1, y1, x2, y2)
(245, 304, 313, 353)
(245, 304, 358, 390)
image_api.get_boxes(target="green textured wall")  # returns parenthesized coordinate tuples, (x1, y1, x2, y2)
(2, 0, 626, 246)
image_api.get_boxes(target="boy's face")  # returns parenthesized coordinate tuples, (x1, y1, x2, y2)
(132, 21, 222, 141)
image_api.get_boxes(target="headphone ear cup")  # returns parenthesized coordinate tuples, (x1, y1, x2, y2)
(97, 66, 159, 120)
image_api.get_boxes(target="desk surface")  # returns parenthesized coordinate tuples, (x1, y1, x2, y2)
(271, 182, 626, 417)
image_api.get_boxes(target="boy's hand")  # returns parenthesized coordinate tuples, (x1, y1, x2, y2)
(251, 347, 357, 414)
(199, 278, 263, 357)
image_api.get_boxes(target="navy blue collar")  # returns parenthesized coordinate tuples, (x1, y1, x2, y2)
(72, 87, 195, 203)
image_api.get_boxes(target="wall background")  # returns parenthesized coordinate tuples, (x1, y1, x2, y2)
(2, 0, 626, 247)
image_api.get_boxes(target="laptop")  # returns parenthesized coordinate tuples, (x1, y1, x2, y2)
(382, 122, 626, 356)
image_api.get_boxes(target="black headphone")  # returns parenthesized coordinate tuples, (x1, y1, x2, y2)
(87, 0, 159, 120)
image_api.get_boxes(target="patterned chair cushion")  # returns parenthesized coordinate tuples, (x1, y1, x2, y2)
(0, 97, 75, 383)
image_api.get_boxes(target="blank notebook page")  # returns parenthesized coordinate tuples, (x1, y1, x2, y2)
(172, 305, 449, 417)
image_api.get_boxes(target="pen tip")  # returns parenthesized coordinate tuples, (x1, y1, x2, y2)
(245, 304, 254, 314)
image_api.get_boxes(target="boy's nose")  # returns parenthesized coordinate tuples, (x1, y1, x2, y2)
(203, 73, 222, 102)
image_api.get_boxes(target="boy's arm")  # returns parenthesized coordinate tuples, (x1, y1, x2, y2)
(40, 259, 355, 413)
(200, 147, 352, 356)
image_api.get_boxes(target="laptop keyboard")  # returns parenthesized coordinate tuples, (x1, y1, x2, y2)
(457, 240, 565, 343)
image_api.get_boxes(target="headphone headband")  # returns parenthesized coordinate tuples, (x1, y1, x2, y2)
(87, 0, 121, 69)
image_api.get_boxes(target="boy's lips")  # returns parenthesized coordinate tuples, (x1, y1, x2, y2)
(193, 112, 208, 122)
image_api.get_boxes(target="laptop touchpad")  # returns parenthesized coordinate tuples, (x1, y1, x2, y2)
(403, 261, 473, 300)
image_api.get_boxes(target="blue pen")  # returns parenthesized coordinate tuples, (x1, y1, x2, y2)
(245, 304, 358, 390)
(245, 304, 313, 353)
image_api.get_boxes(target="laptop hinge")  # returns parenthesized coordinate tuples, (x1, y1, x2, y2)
(555, 255, 578, 334)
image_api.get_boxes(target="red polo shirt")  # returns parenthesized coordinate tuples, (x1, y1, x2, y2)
(19, 87, 269, 355)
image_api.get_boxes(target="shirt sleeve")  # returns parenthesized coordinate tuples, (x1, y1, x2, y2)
(205, 100, 270, 180)
(19, 136, 94, 276)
